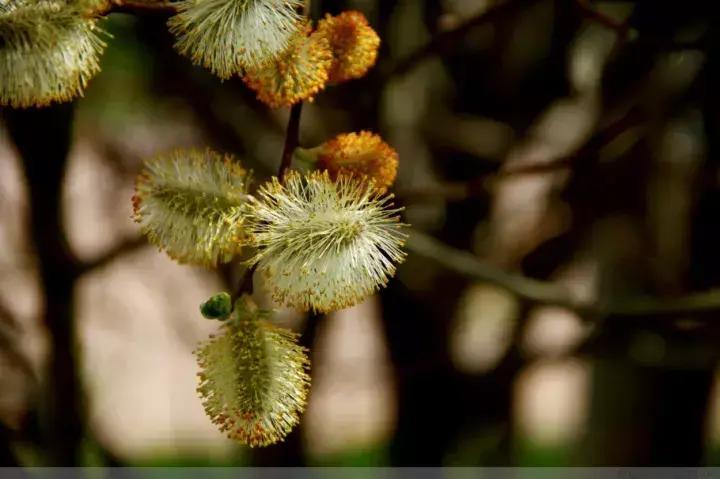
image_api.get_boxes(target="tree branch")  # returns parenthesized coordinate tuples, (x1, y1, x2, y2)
(407, 231, 583, 309)
(408, 231, 720, 320)
(75, 236, 148, 277)
(398, 109, 643, 203)
(382, 0, 539, 80)
(99, 0, 178, 15)
(234, 102, 304, 300)
(278, 102, 304, 182)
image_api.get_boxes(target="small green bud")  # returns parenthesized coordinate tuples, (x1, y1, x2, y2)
(200, 292, 233, 320)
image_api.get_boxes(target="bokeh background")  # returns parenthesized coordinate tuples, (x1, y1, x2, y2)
(2, 0, 720, 466)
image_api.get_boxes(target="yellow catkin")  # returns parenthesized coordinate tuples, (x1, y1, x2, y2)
(132, 149, 251, 267)
(195, 296, 310, 447)
(0, 1, 106, 108)
(246, 171, 408, 313)
(168, 0, 303, 78)
(316, 10, 380, 84)
(243, 23, 333, 108)
(317, 131, 399, 192)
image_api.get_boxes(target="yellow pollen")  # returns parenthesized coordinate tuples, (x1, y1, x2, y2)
(243, 23, 333, 108)
(317, 131, 399, 192)
(316, 10, 380, 84)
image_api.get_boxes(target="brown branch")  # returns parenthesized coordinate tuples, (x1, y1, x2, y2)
(408, 231, 720, 320)
(75, 236, 148, 277)
(407, 231, 583, 309)
(234, 102, 304, 300)
(398, 109, 643, 203)
(499, 108, 643, 175)
(278, 102, 304, 182)
(382, 0, 539, 80)
(98, 0, 178, 15)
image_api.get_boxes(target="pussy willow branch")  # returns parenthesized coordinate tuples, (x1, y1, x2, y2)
(100, 0, 177, 15)
(234, 103, 304, 300)
(408, 232, 720, 320)
(278, 103, 304, 182)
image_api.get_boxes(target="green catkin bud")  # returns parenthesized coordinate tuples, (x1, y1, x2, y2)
(200, 292, 233, 320)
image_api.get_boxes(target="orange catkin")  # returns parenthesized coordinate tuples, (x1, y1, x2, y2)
(317, 11, 381, 84)
(317, 131, 399, 192)
(243, 23, 333, 108)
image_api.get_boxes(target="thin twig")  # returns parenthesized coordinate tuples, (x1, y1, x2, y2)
(100, 0, 178, 15)
(398, 109, 643, 203)
(234, 103, 304, 300)
(75, 236, 148, 277)
(408, 231, 720, 320)
(382, 0, 539, 80)
(407, 231, 583, 310)
(278, 103, 304, 182)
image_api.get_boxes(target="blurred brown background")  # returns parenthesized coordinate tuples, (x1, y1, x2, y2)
(2, 0, 720, 467)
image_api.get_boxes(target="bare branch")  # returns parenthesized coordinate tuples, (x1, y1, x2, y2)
(399, 109, 643, 203)
(98, 0, 178, 16)
(408, 231, 720, 320)
(407, 231, 582, 309)
(76, 236, 148, 276)
(278, 103, 304, 182)
(382, 0, 539, 80)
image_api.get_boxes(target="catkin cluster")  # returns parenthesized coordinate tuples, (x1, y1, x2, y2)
(130, 2, 406, 447)
(1, 0, 405, 451)
(0, 0, 412, 449)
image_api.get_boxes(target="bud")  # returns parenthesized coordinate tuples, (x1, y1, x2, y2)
(200, 292, 233, 320)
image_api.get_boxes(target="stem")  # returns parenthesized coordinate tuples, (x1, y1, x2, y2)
(278, 102, 304, 181)
(235, 103, 304, 300)
(97, 0, 177, 15)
